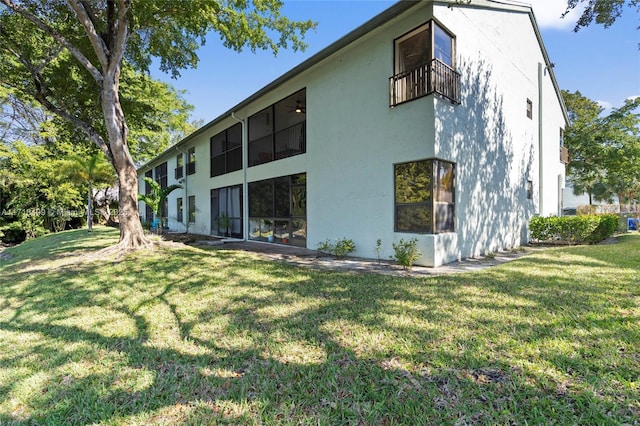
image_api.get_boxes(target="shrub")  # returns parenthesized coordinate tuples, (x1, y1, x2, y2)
(374, 238, 382, 263)
(392, 238, 421, 270)
(317, 238, 356, 258)
(529, 214, 618, 244)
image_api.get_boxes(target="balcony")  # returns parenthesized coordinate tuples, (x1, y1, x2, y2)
(389, 58, 461, 107)
(560, 146, 569, 164)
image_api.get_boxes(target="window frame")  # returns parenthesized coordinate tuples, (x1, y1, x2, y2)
(175, 153, 184, 179)
(391, 20, 458, 106)
(394, 158, 456, 234)
(248, 173, 306, 246)
(211, 185, 243, 238)
(187, 195, 196, 223)
(186, 147, 196, 175)
(177, 197, 183, 223)
(210, 123, 243, 178)
(248, 89, 306, 167)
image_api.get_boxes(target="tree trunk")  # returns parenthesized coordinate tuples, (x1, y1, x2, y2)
(101, 72, 149, 249)
(87, 185, 93, 232)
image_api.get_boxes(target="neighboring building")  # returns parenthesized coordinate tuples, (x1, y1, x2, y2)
(138, 0, 568, 266)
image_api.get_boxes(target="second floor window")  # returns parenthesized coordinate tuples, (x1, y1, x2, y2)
(175, 153, 183, 179)
(186, 147, 196, 175)
(210, 123, 242, 177)
(248, 89, 306, 167)
(390, 20, 460, 106)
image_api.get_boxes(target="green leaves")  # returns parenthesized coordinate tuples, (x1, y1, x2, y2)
(562, 90, 640, 205)
(529, 214, 619, 244)
(564, 0, 639, 31)
(137, 176, 181, 219)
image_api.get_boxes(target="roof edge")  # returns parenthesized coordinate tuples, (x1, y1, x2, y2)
(137, 0, 420, 171)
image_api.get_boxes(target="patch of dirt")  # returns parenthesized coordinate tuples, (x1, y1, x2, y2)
(154, 232, 223, 245)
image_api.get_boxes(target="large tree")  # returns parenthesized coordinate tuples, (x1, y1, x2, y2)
(564, 0, 639, 31)
(562, 90, 640, 205)
(0, 0, 313, 251)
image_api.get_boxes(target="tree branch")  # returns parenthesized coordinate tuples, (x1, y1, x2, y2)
(66, 0, 110, 70)
(108, 0, 130, 74)
(0, 0, 104, 85)
(31, 74, 113, 163)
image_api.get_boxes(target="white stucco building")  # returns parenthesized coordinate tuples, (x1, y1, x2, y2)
(138, 0, 568, 267)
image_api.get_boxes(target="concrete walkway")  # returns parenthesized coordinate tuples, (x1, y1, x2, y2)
(206, 240, 530, 277)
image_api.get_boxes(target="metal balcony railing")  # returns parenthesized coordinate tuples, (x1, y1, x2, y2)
(389, 58, 461, 107)
(560, 146, 569, 164)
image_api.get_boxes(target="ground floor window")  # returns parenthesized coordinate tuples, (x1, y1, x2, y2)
(188, 195, 196, 223)
(394, 159, 455, 233)
(249, 173, 306, 246)
(211, 185, 242, 238)
(177, 198, 183, 223)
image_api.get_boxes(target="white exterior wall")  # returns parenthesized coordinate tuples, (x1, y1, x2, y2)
(137, 0, 566, 267)
(430, 3, 566, 265)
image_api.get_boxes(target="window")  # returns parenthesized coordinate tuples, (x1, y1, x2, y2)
(175, 154, 183, 179)
(390, 21, 459, 106)
(249, 89, 306, 167)
(177, 197, 183, 223)
(210, 123, 242, 177)
(527, 180, 533, 200)
(526, 99, 533, 119)
(186, 147, 196, 175)
(188, 195, 196, 223)
(154, 162, 167, 188)
(560, 128, 569, 164)
(394, 159, 455, 233)
(211, 185, 243, 237)
(144, 169, 153, 221)
(154, 162, 168, 218)
(248, 173, 306, 246)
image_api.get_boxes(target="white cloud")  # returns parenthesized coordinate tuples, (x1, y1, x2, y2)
(596, 100, 613, 109)
(626, 95, 640, 101)
(526, 0, 586, 30)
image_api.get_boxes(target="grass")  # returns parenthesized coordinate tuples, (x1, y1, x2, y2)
(0, 227, 638, 425)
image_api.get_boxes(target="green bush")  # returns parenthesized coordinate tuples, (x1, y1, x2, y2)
(529, 214, 618, 244)
(317, 238, 356, 258)
(392, 238, 421, 270)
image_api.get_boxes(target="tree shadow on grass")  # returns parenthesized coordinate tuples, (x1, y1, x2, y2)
(0, 240, 638, 424)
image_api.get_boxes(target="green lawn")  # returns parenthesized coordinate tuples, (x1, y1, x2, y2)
(0, 227, 638, 425)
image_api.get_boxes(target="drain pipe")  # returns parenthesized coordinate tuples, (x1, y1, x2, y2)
(174, 145, 189, 233)
(538, 62, 544, 215)
(231, 112, 248, 241)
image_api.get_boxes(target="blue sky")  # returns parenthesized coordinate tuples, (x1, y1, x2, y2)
(152, 0, 639, 123)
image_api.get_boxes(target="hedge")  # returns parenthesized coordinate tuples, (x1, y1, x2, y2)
(529, 214, 618, 244)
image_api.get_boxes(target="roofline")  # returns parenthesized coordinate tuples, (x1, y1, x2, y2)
(138, 0, 569, 171)
(137, 0, 420, 171)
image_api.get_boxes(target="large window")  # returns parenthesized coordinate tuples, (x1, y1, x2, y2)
(186, 147, 196, 175)
(210, 123, 242, 177)
(249, 173, 306, 246)
(248, 89, 306, 167)
(394, 159, 455, 233)
(211, 185, 243, 238)
(390, 21, 459, 106)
